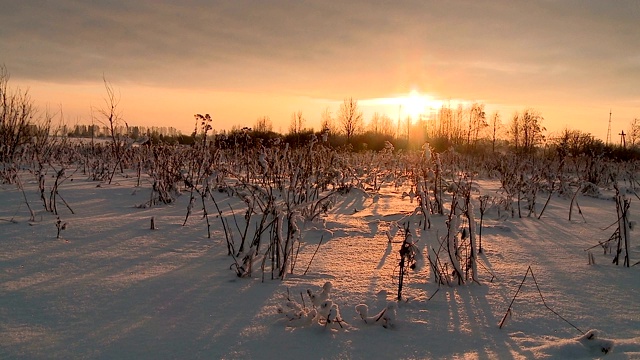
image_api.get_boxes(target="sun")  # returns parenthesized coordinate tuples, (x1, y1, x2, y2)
(403, 90, 425, 119)
(362, 90, 443, 122)
(400, 90, 441, 120)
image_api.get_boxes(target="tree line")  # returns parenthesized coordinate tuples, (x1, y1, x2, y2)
(2, 64, 639, 161)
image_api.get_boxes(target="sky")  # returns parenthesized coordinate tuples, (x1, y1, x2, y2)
(1, 1, 639, 140)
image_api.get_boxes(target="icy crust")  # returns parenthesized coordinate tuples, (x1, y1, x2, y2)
(1, 172, 639, 359)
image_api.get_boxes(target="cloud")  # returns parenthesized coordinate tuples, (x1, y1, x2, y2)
(1, 0, 638, 104)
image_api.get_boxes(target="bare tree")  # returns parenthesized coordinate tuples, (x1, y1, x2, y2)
(509, 109, 545, 154)
(629, 118, 640, 147)
(453, 104, 466, 145)
(320, 107, 335, 134)
(379, 113, 396, 137)
(94, 77, 127, 184)
(468, 103, 487, 147)
(367, 112, 396, 138)
(520, 109, 545, 153)
(254, 116, 273, 133)
(555, 128, 596, 157)
(338, 97, 363, 142)
(368, 112, 382, 134)
(288, 111, 305, 135)
(490, 111, 502, 153)
(437, 105, 453, 141)
(509, 112, 521, 152)
(0, 65, 35, 167)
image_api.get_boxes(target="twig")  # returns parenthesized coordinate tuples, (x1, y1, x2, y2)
(56, 191, 75, 214)
(529, 267, 584, 334)
(600, 216, 623, 231)
(499, 265, 584, 335)
(303, 234, 324, 276)
(568, 183, 583, 222)
(583, 236, 615, 252)
(537, 182, 555, 219)
(427, 287, 440, 301)
(499, 266, 529, 329)
(210, 190, 233, 255)
(575, 199, 586, 223)
(477, 259, 498, 282)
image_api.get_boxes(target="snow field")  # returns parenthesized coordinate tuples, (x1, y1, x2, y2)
(1, 170, 639, 359)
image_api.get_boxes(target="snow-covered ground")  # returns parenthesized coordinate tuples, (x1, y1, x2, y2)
(1, 173, 639, 359)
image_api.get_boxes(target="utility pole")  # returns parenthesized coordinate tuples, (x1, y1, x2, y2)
(619, 130, 626, 148)
(397, 105, 402, 139)
(606, 109, 612, 145)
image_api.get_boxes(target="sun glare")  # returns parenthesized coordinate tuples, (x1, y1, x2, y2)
(399, 90, 442, 120)
(404, 90, 425, 119)
(360, 90, 444, 123)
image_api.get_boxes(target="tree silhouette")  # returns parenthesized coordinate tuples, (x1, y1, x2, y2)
(338, 97, 363, 142)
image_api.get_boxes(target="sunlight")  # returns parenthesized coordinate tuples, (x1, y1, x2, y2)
(403, 89, 429, 120)
(363, 90, 443, 121)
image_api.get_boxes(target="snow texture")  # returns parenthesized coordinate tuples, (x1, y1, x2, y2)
(1, 173, 639, 359)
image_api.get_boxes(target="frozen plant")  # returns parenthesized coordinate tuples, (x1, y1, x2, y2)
(432, 153, 444, 214)
(258, 148, 268, 174)
(445, 208, 464, 285)
(381, 302, 397, 328)
(463, 189, 479, 283)
(415, 177, 431, 230)
(397, 227, 423, 300)
(307, 281, 332, 308)
(477, 195, 491, 253)
(326, 303, 345, 329)
(578, 329, 614, 355)
(39, 166, 76, 215)
(276, 295, 318, 328)
(422, 142, 431, 162)
(276, 286, 340, 328)
(287, 308, 317, 327)
(316, 299, 333, 323)
(355, 302, 397, 329)
(55, 217, 67, 239)
(277, 299, 304, 317)
(613, 191, 632, 267)
(354, 304, 374, 323)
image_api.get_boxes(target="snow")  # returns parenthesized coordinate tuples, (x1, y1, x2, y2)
(1, 170, 639, 359)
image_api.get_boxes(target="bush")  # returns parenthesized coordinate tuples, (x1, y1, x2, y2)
(0, 65, 36, 165)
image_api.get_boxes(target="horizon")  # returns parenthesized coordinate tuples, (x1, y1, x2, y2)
(2, 1, 638, 140)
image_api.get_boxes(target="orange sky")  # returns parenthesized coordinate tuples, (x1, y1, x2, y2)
(3, 1, 639, 140)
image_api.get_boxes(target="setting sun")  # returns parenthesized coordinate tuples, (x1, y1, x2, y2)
(401, 90, 442, 120)
(362, 90, 445, 123)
